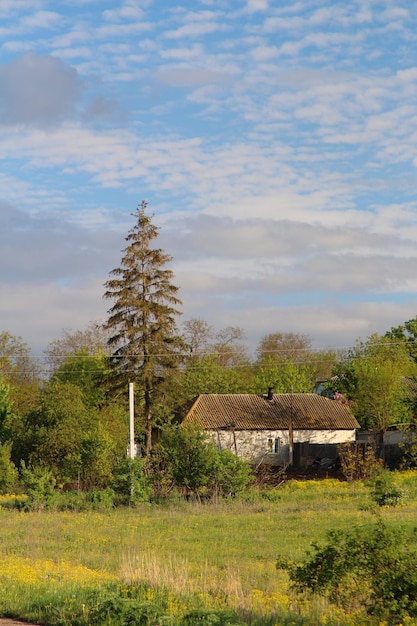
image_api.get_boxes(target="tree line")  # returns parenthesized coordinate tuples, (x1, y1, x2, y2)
(1, 201, 417, 498)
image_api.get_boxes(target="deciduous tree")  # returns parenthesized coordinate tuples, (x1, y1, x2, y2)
(44, 322, 109, 374)
(330, 334, 416, 432)
(256, 332, 312, 364)
(0, 331, 41, 416)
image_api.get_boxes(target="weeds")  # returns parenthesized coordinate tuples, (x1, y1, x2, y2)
(0, 473, 417, 624)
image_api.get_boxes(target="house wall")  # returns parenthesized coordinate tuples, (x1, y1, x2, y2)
(210, 429, 356, 465)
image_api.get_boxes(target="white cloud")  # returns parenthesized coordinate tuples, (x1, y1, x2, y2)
(247, 0, 269, 12)
(20, 10, 61, 30)
(0, 281, 107, 356)
(0, 52, 81, 124)
(2, 0, 417, 355)
(165, 21, 225, 39)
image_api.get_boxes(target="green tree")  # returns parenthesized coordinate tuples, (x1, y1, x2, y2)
(250, 356, 314, 394)
(24, 380, 106, 486)
(252, 332, 319, 394)
(51, 350, 111, 409)
(78, 425, 116, 490)
(385, 315, 417, 362)
(0, 331, 41, 417)
(27, 380, 88, 483)
(0, 378, 14, 442)
(179, 354, 248, 403)
(0, 442, 18, 492)
(330, 334, 416, 432)
(104, 201, 183, 454)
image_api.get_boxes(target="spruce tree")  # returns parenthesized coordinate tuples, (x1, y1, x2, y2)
(103, 201, 183, 454)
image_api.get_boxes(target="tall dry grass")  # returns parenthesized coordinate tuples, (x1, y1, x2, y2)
(120, 549, 246, 606)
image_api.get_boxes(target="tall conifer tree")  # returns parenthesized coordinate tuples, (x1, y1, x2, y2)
(103, 201, 183, 454)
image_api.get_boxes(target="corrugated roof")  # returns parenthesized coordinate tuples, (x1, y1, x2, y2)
(183, 393, 360, 430)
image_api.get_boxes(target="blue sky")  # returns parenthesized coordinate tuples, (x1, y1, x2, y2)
(1, 0, 417, 356)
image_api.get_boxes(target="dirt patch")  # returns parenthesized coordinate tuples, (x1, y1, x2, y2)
(0, 617, 37, 626)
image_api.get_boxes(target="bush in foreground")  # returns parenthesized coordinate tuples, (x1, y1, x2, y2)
(277, 520, 417, 623)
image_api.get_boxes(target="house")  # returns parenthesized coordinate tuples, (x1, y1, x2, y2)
(183, 392, 360, 466)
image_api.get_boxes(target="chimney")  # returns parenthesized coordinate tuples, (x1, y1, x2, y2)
(267, 387, 273, 400)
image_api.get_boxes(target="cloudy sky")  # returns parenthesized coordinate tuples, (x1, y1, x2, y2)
(2, 0, 417, 357)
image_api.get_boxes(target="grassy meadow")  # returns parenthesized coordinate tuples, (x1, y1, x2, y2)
(1, 474, 417, 625)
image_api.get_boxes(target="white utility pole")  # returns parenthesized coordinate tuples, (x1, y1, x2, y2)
(129, 382, 135, 459)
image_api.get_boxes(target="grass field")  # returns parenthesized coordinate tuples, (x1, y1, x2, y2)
(1, 473, 417, 625)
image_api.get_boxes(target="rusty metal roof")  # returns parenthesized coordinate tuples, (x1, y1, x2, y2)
(183, 393, 360, 430)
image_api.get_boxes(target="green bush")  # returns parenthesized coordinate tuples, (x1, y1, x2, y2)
(153, 424, 252, 500)
(213, 450, 252, 498)
(278, 520, 417, 623)
(180, 608, 245, 625)
(369, 469, 404, 507)
(0, 442, 18, 493)
(19, 462, 56, 510)
(111, 457, 152, 506)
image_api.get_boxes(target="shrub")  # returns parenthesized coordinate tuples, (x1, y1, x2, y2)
(156, 423, 218, 499)
(369, 469, 404, 507)
(213, 449, 252, 498)
(180, 608, 246, 625)
(278, 520, 417, 623)
(0, 442, 18, 492)
(153, 424, 252, 500)
(19, 462, 56, 510)
(111, 457, 152, 506)
(337, 442, 382, 481)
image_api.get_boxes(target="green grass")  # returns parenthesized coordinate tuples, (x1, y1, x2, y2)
(0, 473, 417, 624)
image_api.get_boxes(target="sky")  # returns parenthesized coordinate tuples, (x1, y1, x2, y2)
(2, 0, 417, 358)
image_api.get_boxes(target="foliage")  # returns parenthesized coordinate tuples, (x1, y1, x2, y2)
(22, 380, 118, 488)
(368, 469, 404, 507)
(20, 462, 56, 510)
(0, 377, 14, 442)
(154, 423, 219, 499)
(44, 321, 110, 372)
(51, 349, 111, 409)
(0, 331, 41, 417)
(180, 608, 245, 625)
(177, 354, 248, 405)
(78, 425, 117, 489)
(256, 332, 312, 364)
(279, 520, 417, 623)
(111, 457, 152, 505)
(0, 441, 18, 492)
(213, 449, 253, 498)
(385, 315, 417, 362)
(398, 426, 417, 468)
(24, 380, 95, 484)
(250, 356, 314, 394)
(153, 424, 251, 500)
(337, 442, 382, 481)
(329, 333, 416, 431)
(103, 201, 184, 454)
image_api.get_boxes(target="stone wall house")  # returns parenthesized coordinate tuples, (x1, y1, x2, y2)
(183, 392, 360, 466)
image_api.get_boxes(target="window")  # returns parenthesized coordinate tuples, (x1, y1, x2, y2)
(268, 438, 280, 453)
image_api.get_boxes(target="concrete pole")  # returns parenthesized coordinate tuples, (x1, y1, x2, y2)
(129, 382, 135, 459)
